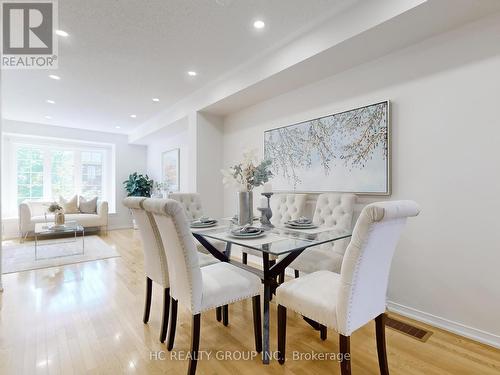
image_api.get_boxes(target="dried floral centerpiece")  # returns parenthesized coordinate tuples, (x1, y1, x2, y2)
(221, 150, 273, 225)
(48, 202, 65, 226)
(153, 181, 170, 198)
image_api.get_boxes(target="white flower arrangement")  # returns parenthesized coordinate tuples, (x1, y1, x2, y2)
(221, 149, 273, 192)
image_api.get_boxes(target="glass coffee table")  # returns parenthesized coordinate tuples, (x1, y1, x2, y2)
(34, 221, 85, 260)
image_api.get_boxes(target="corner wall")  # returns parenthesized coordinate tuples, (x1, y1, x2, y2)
(144, 112, 224, 218)
(145, 117, 191, 192)
(222, 14, 500, 347)
(195, 112, 224, 218)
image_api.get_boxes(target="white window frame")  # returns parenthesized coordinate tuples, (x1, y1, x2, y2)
(1, 133, 116, 218)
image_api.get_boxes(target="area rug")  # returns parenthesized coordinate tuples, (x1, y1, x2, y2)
(1, 235, 120, 274)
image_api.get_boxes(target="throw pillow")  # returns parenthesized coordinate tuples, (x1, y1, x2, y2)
(79, 196, 98, 214)
(59, 195, 79, 214)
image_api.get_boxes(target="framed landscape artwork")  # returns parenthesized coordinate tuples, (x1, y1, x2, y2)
(162, 148, 180, 192)
(264, 101, 390, 195)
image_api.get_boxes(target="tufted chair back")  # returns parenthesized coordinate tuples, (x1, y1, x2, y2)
(123, 197, 169, 287)
(270, 194, 307, 226)
(169, 193, 204, 221)
(313, 193, 356, 228)
(311, 193, 356, 271)
(142, 198, 203, 313)
(336, 200, 420, 336)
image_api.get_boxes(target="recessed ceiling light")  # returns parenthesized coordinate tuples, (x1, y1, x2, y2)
(152, 97, 160, 102)
(48, 74, 60, 80)
(187, 71, 197, 76)
(253, 20, 265, 29)
(46, 99, 55, 104)
(115, 126, 121, 129)
(130, 114, 137, 118)
(55, 29, 69, 37)
(44, 115, 52, 119)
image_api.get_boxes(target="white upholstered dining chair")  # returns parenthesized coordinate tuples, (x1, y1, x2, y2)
(169, 192, 227, 252)
(276, 200, 420, 375)
(271, 193, 308, 226)
(123, 197, 217, 343)
(290, 193, 356, 276)
(169, 192, 231, 324)
(168, 193, 204, 220)
(241, 193, 307, 265)
(143, 198, 263, 375)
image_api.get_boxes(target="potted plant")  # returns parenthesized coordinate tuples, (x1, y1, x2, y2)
(123, 172, 154, 197)
(221, 149, 273, 225)
(123, 172, 154, 229)
(48, 202, 65, 226)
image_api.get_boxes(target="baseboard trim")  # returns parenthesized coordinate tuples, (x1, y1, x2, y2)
(387, 301, 500, 349)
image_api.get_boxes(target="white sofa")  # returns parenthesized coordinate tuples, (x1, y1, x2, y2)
(19, 200, 109, 239)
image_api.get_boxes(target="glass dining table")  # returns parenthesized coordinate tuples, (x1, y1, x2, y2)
(191, 219, 352, 365)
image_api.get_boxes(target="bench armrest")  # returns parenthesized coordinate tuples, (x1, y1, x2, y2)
(97, 201, 109, 221)
(19, 202, 33, 234)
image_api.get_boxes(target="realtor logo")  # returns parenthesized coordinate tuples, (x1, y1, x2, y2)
(1, 0, 58, 69)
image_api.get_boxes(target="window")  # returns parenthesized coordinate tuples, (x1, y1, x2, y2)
(2, 135, 115, 218)
(81, 151, 103, 199)
(51, 150, 75, 200)
(16, 146, 44, 204)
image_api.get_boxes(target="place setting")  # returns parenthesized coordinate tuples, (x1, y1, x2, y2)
(190, 216, 218, 228)
(229, 224, 266, 239)
(284, 216, 317, 230)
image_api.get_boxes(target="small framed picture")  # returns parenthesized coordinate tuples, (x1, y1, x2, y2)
(161, 148, 180, 192)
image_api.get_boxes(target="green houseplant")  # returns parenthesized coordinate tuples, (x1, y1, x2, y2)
(123, 172, 154, 197)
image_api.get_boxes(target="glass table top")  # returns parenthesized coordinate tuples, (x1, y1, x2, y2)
(34, 220, 84, 235)
(191, 218, 352, 256)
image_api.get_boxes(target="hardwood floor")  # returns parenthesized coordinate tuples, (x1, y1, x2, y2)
(0, 229, 499, 374)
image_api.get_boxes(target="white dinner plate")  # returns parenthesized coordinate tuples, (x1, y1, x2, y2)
(229, 231, 266, 239)
(190, 221, 217, 228)
(285, 223, 317, 229)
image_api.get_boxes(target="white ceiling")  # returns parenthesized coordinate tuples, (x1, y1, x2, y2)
(1, 0, 357, 134)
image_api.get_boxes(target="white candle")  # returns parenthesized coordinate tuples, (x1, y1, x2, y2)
(263, 183, 272, 193)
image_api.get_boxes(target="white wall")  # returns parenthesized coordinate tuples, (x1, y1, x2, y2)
(222, 14, 500, 346)
(144, 113, 225, 218)
(145, 117, 190, 192)
(1, 120, 148, 235)
(195, 112, 224, 218)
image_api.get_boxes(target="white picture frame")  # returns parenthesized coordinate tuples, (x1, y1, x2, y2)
(161, 148, 180, 192)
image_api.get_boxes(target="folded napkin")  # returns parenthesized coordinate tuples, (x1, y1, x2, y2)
(236, 225, 261, 234)
(291, 217, 312, 224)
(192, 217, 215, 224)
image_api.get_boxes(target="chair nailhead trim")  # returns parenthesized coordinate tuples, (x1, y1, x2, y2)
(197, 291, 261, 314)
